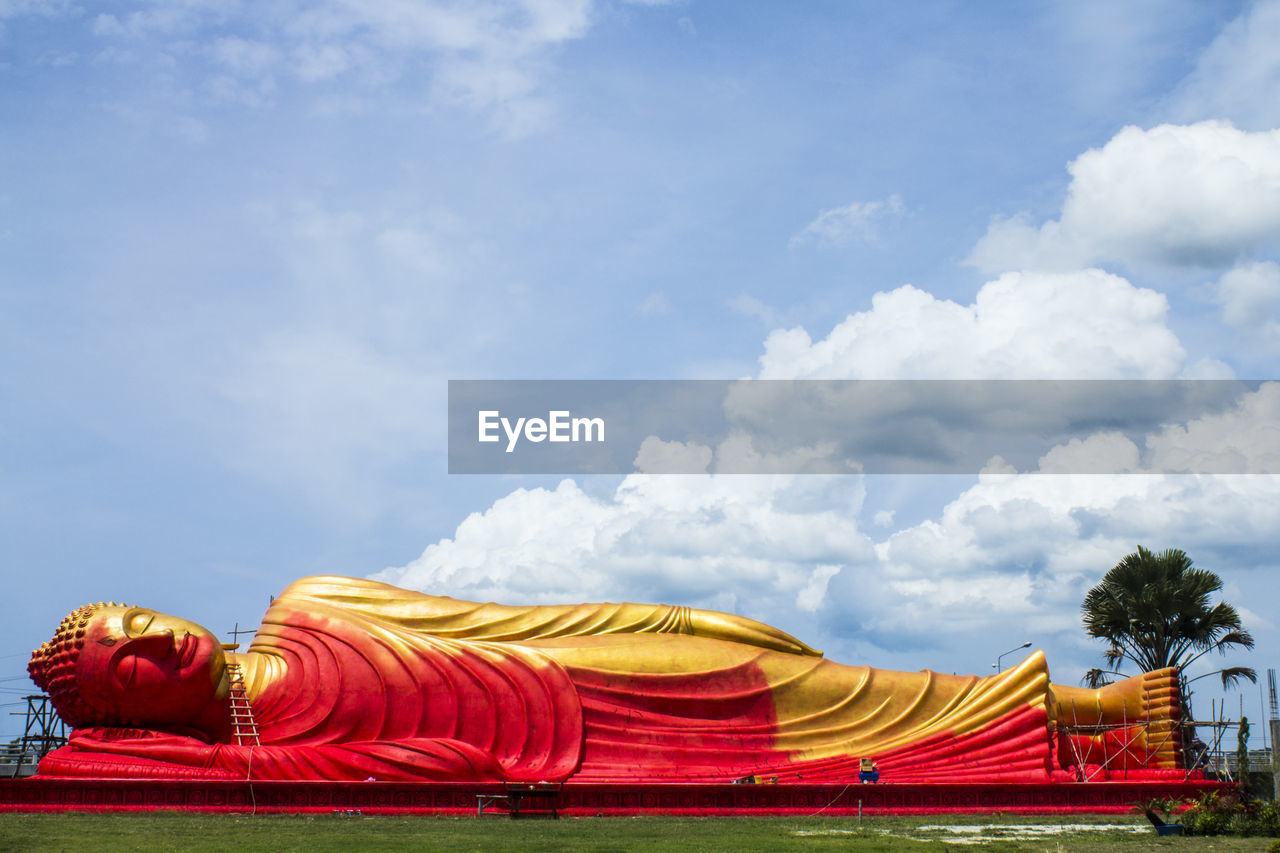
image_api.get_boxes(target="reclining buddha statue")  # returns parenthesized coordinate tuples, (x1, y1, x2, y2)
(28, 575, 1183, 783)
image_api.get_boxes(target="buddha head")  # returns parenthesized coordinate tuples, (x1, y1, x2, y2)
(29, 603, 230, 737)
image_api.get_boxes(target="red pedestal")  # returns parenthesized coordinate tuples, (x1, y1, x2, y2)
(0, 777, 1222, 816)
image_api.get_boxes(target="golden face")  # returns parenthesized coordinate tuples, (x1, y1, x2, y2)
(75, 606, 228, 728)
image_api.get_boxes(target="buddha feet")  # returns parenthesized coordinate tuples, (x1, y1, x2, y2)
(1050, 668, 1183, 771)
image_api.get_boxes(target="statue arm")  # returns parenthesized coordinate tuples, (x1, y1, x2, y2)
(277, 575, 821, 656)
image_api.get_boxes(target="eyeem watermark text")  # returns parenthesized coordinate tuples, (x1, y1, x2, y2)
(478, 410, 606, 452)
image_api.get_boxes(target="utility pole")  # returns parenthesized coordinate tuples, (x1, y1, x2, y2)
(1267, 669, 1278, 802)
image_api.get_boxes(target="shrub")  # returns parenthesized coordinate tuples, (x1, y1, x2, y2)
(1182, 788, 1280, 837)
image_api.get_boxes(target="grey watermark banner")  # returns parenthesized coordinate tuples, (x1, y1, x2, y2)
(448, 379, 1279, 474)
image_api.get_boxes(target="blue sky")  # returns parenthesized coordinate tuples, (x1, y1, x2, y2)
(4, 1, 1280, 747)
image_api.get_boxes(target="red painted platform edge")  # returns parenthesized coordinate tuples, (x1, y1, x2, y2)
(0, 778, 1224, 816)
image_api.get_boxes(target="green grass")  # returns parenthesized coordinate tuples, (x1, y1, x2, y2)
(0, 812, 1270, 853)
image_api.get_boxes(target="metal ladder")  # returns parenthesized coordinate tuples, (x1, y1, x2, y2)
(225, 662, 260, 746)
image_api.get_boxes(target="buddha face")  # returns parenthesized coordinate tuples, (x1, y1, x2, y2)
(75, 606, 229, 730)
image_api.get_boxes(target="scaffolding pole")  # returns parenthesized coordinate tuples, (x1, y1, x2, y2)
(8, 694, 66, 778)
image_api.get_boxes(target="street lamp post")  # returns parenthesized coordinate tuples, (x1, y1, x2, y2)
(994, 642, 1032, 673)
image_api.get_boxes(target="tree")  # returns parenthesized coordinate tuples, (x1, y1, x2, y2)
(1081, 546, 1256, 690)
(1236, 716, 1250, 782)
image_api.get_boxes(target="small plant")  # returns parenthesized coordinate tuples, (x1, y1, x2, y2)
(1135, 797, 1178, 828)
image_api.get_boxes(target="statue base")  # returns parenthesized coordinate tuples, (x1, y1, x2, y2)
(0, 777, 1223, 816)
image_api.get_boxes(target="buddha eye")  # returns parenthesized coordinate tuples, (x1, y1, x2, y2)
(125, 611, 156, 636)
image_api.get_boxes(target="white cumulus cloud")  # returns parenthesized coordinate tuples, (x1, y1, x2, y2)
(969, 122, 1280, 272)
(378, 475, 874, 630)
(1146, 381, 1280, 474)
(633, 436, 712, 474)
(756, 270, 1185, 380)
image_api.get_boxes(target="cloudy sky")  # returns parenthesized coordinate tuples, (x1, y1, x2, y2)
(4, 1, 1280, 747)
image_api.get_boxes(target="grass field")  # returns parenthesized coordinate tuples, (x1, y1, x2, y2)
(0, 812, 1273, 853)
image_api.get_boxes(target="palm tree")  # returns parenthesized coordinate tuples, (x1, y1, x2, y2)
(1081, 546, 1256, 690)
